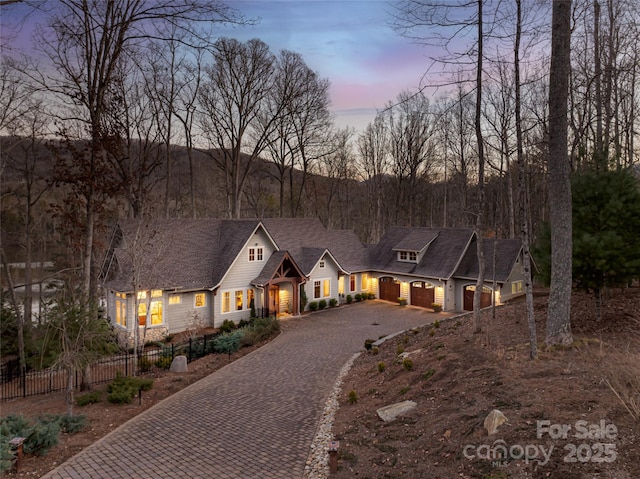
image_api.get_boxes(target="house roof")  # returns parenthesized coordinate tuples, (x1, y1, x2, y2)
(392, 229, 439, 253)
(261, 218, 369, 274)
(454, 237, 522, 283)
(368, 227, 475, 279)
(104, 218, 261, 292)
(251, 251, 306, 287)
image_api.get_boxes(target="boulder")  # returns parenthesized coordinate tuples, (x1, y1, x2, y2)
(484, 409, 508, 435)
(169, 355, 188, 373)
(377, 400, 417, 422)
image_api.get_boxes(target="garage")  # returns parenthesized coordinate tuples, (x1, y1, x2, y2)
(463, 285, 492, 311)
(379, 276, 400, 302)
(410, 281, 435, 307)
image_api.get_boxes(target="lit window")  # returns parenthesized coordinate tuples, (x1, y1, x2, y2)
(116, 292, 126, 327)
(314, 280, 321, 299)
(137, 291, 147, 299)
(512, 281, 523, 294)
(138, 302, 147, 326)
(323, 279, 330, 298)
(169, 295, 181, 305)
(247, 289, 254, 309)
(150, 300, 163, 325)
(235, 290, 243, 311)
(195, 293, 206, 308)
(362, 273, 369, 290)
(222, 292, 230, 313)
(350, 275, 356, 292)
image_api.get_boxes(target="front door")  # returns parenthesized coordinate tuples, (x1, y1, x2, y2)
(268, 285, 279, 315)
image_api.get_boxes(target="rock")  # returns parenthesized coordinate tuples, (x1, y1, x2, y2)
(377, 400, 417, 422)
(169, 355, 188, 372)
(484, 409, 508, 435)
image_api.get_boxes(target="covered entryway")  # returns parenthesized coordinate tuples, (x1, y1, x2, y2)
(379, 276, 400, 302)
(410, 281, 435, 307)
(463, 285, 492, 311)
(252, 251, 306, 316)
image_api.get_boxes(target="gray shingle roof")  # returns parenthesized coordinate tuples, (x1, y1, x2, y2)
(368, 227, 475, 279)
(392, 229, 439, 252)
(454, 237, 522, 283)
(104, 219, 260, 292)
(261, 218, 369, 274)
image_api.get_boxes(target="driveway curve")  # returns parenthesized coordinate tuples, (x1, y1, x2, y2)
(42, 301, 448, 479)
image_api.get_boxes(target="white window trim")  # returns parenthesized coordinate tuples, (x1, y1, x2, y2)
(313, 277, 331, 299)
(249, 246, 264, 262)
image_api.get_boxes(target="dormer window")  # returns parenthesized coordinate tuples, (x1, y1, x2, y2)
(398, 251, 417, 263)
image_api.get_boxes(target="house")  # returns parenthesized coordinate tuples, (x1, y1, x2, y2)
(100, 219, 525, 343)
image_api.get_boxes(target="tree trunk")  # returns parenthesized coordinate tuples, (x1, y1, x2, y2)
(66, 368, 75, 416)
(473, 0, 485, 334)
(546, 0, 574, 346)
(515, 0, 537, 360)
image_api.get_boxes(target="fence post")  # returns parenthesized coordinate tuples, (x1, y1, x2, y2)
(125, 354, 128, 376)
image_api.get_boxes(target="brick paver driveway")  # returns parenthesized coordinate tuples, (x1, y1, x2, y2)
(43, 301, 448, 479)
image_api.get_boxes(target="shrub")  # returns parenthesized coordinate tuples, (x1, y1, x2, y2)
(431, 303, 442, 313)
(107, 374, 154, 404)
(138, 356, 153, 373)
(300, 287, 308, 312)
(396, 344, 405, 355)
(42, 414, 86, 434)
(219, 319, 237, 334)
(308, 301, 318, 311)
(402, 358, 414, 371)
(318, 299, 327, 310)
(371, 346, 379, 355)
(429, 328, 436, 337)
(434, 319, 441, 328)
(377, 362, 386, 373)
(346, 294, 353, 304)
(347, 390, 358, 404)
(76, 391, 101, 407)
(155, 356, 173, 370)
(23, 420, 59, 456)
(213, 330, 244, 358)
(354, 293, 362, 302)
(423, 369, 436, 381)
(398, 297, 407, 306)
(367, 292, 376, 300)
(364, 339, 375, 350)
(329, 298, 338, 308)
(240, 317, 281, 346)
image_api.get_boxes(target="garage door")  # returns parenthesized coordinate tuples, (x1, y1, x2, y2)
(463, 286, 491, 311)
(379, 277, 400, 302)
(410, 282, 435, 308)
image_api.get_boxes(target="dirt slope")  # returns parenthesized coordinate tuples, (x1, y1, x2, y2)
(331, 288, 640, 479)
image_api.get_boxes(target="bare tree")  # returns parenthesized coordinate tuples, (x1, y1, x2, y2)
(28, 0, 242, 297)
(198, 38, 279, 219)
(357, 115, 389, 243)
(384, 90, 437, 226)
(546, 0, 574, 346)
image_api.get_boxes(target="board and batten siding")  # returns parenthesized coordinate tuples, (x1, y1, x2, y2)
(213, 227, 277, 326)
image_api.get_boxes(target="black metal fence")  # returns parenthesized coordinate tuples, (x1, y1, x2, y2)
(0, 333, 219, 402)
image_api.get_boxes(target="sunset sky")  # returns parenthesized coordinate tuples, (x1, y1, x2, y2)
(1, 0, 434, 133)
